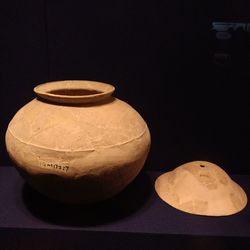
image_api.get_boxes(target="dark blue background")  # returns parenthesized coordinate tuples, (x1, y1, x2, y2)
(1, 0, 249, 174)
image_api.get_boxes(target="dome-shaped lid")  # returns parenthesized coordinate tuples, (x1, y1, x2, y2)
(155, 161, 247, 216)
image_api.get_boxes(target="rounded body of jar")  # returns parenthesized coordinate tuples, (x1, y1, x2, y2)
(6, 80, 151, 203)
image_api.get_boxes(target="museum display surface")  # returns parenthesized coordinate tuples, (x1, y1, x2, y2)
(155, 161, 247, 216)
(0, 166, 250, 249)
(5, 80, 151, 204)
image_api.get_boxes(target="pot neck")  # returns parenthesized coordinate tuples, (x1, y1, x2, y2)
(34, 80, 115, 104)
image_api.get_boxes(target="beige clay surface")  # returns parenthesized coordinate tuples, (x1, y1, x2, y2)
(6, 80, 151, 203)
(155, 161, 247, 216)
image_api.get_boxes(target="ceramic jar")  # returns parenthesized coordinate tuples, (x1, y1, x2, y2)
(6, 80, 151, 203)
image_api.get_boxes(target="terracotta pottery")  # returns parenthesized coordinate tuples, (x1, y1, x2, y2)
(155, 161, 247, 216)
(6, 80, 151, 204)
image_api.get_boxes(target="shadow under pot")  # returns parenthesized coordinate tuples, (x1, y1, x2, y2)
(6, 80, 151, 204)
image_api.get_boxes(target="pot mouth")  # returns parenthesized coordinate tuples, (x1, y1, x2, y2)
(34, 80, 115, 104)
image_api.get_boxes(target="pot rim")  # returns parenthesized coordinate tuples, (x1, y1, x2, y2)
(34, 80, 115, 104)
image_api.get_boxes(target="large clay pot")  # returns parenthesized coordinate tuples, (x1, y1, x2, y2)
(6, 80, 151, 203)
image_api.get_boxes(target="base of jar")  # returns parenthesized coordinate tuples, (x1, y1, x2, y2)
(15, 156, 148, 204)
